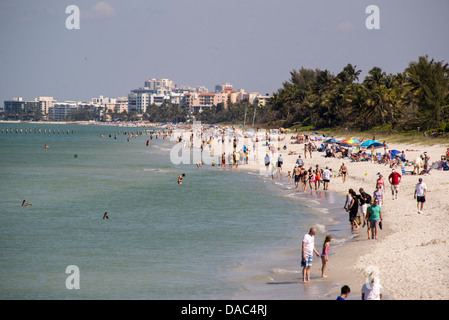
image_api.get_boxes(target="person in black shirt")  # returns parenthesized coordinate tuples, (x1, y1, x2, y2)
(346, 190, 359, 231)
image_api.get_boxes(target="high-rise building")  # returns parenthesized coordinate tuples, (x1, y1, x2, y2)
(37, 96, 56, 115)
(215, 83, 232, 93)
(144, 78, 176, 92)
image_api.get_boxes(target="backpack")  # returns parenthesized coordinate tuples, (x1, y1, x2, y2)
(361, 192, 372, 205)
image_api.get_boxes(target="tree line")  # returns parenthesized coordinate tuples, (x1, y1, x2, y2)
(264, 55, 449, 134)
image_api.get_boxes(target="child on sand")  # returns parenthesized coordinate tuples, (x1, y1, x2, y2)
(321, 235, 332, 278)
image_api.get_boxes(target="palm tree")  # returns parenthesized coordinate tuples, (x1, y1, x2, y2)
(405, 55, 449, 129)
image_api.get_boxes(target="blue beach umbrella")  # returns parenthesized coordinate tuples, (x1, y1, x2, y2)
(324, 138, 339, 143)
(390, 149, 401, 157)
(360, 140, 383, 148)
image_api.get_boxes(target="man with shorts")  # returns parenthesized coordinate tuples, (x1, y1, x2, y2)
(293, 164, 302, 191)
(388, 169, 402, 200)
(264, 153, 270, 171)
(414, 178, 427, 214)
(359, 188, 371, 234)
(322, 166, 331, 190)
(301, 227, 320, 282)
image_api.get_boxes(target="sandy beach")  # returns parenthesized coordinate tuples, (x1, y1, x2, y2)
(229, 131, 449, 300)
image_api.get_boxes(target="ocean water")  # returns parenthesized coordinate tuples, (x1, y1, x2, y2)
(0, 123, 350, 300)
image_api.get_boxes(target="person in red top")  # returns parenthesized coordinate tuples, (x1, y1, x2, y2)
(388, 169, 402, 200)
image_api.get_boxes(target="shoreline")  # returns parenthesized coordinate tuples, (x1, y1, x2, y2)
(239, 134, 449, 300)
(225, 166, 354, 300)
(196, 128, 449, 300)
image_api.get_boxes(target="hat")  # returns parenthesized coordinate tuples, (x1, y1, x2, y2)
(419, 178, 423, 182)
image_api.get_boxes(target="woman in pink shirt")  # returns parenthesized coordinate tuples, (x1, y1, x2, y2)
(376, 174, 385, 192)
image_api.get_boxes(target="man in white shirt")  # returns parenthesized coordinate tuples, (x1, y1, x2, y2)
(361, 276, 384, 300)
(301, 227, 320, 282)
(322, 167, 332, 190)
(414, 178, 427, 214)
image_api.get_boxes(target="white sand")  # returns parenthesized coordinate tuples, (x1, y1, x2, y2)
(222, 131, 449, 300)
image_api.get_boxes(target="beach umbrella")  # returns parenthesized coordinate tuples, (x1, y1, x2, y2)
(338, 138, 362, 147)
(390, 149, 401, 157)
(360, 139, 383, 148)
(324, 138, 339, 143)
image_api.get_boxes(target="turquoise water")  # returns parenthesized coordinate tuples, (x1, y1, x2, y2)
(0, 123, 349, 299)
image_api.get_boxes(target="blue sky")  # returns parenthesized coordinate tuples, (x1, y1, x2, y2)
(1, 0, 448, 103)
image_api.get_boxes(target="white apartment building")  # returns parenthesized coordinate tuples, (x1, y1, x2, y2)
(144, 78, 176, 92)
(128, 92, 150, 114)
(37, 96, 56, 115)
(49, 101, 80, 121)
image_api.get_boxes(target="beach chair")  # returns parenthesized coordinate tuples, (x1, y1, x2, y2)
(376, 152, 381, 163)
(318, 144, 325, 152)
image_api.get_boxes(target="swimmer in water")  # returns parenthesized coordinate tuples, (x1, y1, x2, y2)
(178, 173, 185, 184)
(44, 144, 49, 149)
(22, 200, 32, 207)
(103, 212, 109, 220)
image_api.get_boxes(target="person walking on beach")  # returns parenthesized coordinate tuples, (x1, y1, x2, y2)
(376, 174, 385, 192)
(301, 227, 321, 282)
(346, 190, 359, 231)
(388, 169, 402, 200)
(221, 153, 226, 170)
(358, 188, 371, 230)
(315, 165, 322, 190)
(277, 154, 283, 180)
(361, 275, 383, 300)
(337, 285, 351, 300)
(339, 163, 348, 183)
(264, 153, 270, 171)
(343, 189, 354, 211)
(366, 199, 382, 240)
(294, 165, 302, 191)
(322, 167, 331, 190)
(321, 235, 332, 278)
(373, 184, 384, 206)
(301, 167, 308, 192)
(308, 168, 315, 191)
(296, 155, 304, 168)
(414, 178, 427, 214)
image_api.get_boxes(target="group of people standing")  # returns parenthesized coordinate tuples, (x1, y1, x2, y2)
(289, 156, 333, 192)
(301, 227, 384, 300)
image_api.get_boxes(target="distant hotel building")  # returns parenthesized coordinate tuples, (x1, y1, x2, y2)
(127, 79, 271, 115)
(2, 78, 271, 121)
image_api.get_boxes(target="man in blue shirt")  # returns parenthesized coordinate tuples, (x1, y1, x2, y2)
(337, 285, 351, 300)
(264, 154, 270, 171)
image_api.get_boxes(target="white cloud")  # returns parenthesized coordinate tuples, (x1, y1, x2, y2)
(83, 2, 116, 20)
(336, 21, 354, 33)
